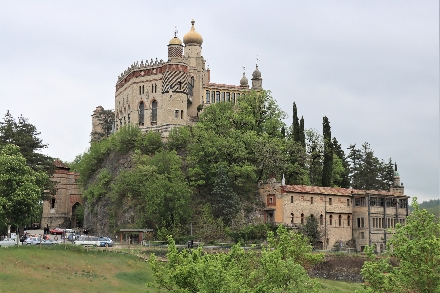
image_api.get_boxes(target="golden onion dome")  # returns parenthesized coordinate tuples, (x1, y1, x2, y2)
(183, 19, 203, 45)
(169, 36, 182, 45)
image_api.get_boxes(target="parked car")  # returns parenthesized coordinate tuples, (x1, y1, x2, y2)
(64, 229, 75, 234)
(74, 236, 100, 247)
(0, 238, 17, 247)
(99, 237, 113, 247)
(49, 228, 64, 235)
(24, 237, 58, 246)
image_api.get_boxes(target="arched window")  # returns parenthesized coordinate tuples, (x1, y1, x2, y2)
(329, 215, 333, 225)
(320, 214, 323, 225)
(211, 91, 215, 103)
(151, 100, 157, 123)
(226, 92, 230, 102)
(339, 215, 342, 226)
(138, 102, 144, 126)
(301, 213, 304, 225)
(216, 91, 220, 103)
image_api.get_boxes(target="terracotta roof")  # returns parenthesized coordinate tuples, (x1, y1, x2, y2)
(283, 185, 395, 196)
(53, 159, 69, 170)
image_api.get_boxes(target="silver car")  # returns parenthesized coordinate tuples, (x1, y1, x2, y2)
(0, 238, 17, 247)
(24, 237, 58, 246)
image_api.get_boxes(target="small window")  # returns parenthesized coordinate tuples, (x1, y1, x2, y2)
(347, 199, 350, 206)
(232, 93, 235, 103)
(290, 213, 294, 224)
(206, 90, 210, 103)
(329, 198, 333, 205)
(139, 86, 142, 95)
(320, 214, 323, 225)
(221, 92, 225, 102)
(347, 215, 351, 226)
(339, 215, 342, 226)
(174, 110, 179, 118)
(301, 213, 304, 225)
(311, 197, 314, 204)
(142, 85, 144, 94)
(50, 198, 55, 209)
(290, 196, 293, 203)
(226, 92, 230, 102)
(329, 215, 333, 225)
(216, 91, 220, 102)
(181, 110, 184, 119)
(211, 91, 215, 103)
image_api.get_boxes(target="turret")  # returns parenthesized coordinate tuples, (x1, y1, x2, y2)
(251, 64, 262, 90)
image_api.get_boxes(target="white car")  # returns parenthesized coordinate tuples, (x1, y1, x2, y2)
(0, 238, 17, 247)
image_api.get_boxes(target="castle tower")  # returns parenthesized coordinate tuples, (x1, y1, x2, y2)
(251, 64, 262, 90)
(390, 163, 404, 195)
(240, 72, 249, 88)
(168, 30, 183, 62)
(183, 19, 206, 117)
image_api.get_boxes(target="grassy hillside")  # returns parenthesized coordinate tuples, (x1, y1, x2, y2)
(0, 245, 154, 293)
(410, 199, 439, 220)
(0, 245, 363, 293)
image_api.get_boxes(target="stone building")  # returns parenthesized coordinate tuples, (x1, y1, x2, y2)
(41, 160, 83, 229)
(259, 168, 409, 252)
(93, 19, 262, 137)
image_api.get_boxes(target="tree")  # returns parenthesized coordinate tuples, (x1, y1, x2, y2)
(305, 129, 323, 186)
(360, 197, 440, 293)
(292, 102, 300, 142)
(332, 137, 350, 188)
(0, 144, 48, 233)
(321, 116, 333, 187)
(91, 108, 114, 142)
(299, 215, 322, 248)
(148, 225, 323, 293)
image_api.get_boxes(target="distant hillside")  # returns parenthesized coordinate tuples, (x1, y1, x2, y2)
(409, 199, 439, 220)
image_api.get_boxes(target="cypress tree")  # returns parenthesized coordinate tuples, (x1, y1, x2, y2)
(292, 102, 300, 142)
(299, 116, 305, 148)
(322, 116, 333, 186)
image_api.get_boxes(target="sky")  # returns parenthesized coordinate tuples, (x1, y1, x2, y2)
(0, 1, 438, 202)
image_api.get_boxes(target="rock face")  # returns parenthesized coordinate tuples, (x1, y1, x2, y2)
(83, 151, 135, 236)
(308, 255, 366, 283)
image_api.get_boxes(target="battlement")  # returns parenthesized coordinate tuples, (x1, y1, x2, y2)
(116, 58, 166, 85)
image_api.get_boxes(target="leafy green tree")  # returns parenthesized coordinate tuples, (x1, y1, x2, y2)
(360, 198, 440, 293)
(305, 129, 323, 186)
(148, 225, 323, 293)
(332, 137, 350, 188)
(91, 108, 114, 142)
(0, 111, 55, 197)
(299, 215, 322, 248)
(0, 144, 48, 232)
(322, 116, 333, 186)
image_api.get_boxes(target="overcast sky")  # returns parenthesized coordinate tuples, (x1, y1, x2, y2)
(0, 1, 438, 202)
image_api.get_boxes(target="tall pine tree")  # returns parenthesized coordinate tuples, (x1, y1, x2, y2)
(321, 116, 333, 186)
(292, 102, 300, 142)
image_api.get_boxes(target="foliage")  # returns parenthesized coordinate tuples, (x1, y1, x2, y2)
(193, 205, 227, 242)
(0, 144, 48, 228)
(332, 137, 350, 188)
(0, 111, 55, 198)
(305, 129, 323, 186)
(227, 223, 275, 244)
(322, 116, 333, 187)
(410, 199, 440, 220)
(148, 225, 323, 293)
(360, 197, 440, 293)
(299, 215, 322, 248)
(91, 108, 115, 142)
(82, 168, 111, 202)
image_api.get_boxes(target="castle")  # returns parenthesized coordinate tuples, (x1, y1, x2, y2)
(93, 19, 263, 137)
(259, 166, 408, 252)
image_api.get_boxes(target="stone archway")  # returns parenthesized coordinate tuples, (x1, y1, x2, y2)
(71, 202, 84, 229)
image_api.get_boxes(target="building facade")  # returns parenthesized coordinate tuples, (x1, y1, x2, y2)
(259, 169, 408, 252)
(41, 160, 83, 229)
(93, 20, 263, 137)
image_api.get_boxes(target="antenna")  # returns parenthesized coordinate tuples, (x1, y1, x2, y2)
(174, 26, 178, 37)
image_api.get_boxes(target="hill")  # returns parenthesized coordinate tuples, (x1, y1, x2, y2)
(409, 199, 439, 220)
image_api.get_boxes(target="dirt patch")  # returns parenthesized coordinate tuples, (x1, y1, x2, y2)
(308, 254, 367, 282)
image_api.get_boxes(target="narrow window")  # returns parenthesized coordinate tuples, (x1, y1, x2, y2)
(50, 198, 55, 209)
(221, 92, 225, 102)
(290, 196, 293, 203)
(301, 213, 304, 225)
(181, 110, 183, 119)
(138, 101, 144, 126)
(347, 215, 351, 226)
(329, 198, 333, 205)
(154, 84, 157, 93)
(174, 110, 179, 119)
(226, 92, 230, 102)
(211, 91, 215, 103)
(339, 215, 342, 226)
(152, 84, 154, 93)
(206, 90, 210, 103)
(142, 85, 144, 94)
(361, 218, 365, 228)
(320, 214, 323, 225)
(151, 100, 157, 122)
(347, 199, 350, 206)
(232, 93, 235, 103)
(269, 197, 273, 204)
(216, 91, 220, 103)
(290, 213, 294, 224)
(311, 197, 314, 204)
(139, 86, 142, 95)
(329, 215, 333, 225)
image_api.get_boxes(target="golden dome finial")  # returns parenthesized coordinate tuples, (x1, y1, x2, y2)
(183, 19, 203, 45)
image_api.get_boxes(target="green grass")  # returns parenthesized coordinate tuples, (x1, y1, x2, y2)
(0, 245, 364, 293)
(317, 278, 364, 293)
(0, 245, 155, 293)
